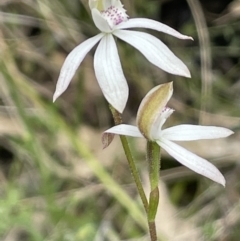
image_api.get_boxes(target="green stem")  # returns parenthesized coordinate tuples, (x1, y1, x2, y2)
(147, 141, 161, 241)
(148, 221, 157, 241)
(109, 106, 149, 213)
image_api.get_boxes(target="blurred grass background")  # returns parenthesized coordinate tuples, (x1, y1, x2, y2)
(0, 0, 240, 240)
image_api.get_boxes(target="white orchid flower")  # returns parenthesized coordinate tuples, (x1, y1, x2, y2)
(103, 82, 233, 186)
(53, 0, 192, 113)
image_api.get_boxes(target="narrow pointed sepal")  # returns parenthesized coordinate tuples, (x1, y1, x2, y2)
(116, 18, 193, 40)
(102, 124, 142, 148)
(53, 34, 103, 102)
(161, 125, 234, 141)
(113, 30, 191, 78)
(104, 124, 143, 137)
(158, 139, 226, 186)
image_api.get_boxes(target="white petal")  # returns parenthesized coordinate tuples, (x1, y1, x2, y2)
(53, 34, 103, 102)
(158, 139, 226, 186)
(116, 18, 193, 40)
(104, 124, 143, 137)
(161, 125, 234, 141)
(94, 34, 128, 113)
(91, 9, 112, 33)
(113, 30, 191, 78)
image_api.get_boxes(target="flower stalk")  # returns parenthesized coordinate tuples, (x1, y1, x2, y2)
(109, 105, 149, 213)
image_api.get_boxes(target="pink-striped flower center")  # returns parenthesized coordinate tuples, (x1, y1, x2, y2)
(101, 5, 128, 28)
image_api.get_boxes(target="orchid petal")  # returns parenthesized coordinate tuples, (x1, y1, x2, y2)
(161, 125, 234, 141)
(113, 30, 191, 77)
(53, 33, 103, 102)
(91, 9, 112, 32)
(158, 139, 226, 186)
(94, 34, 128, 113)
(104, 124, 143, 137)
(116, 18, 193, 40)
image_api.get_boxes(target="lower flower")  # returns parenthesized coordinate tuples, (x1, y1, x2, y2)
(103, 82, 234, 186)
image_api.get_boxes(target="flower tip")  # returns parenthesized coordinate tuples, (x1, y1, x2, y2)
(214, 173, 226, 187)
(109, 99, 127, 114)
(183, 68, 191, 78)
(102, 132, 115, 149)
(169, 81, 173, 88)
(110, 104, 124, 114)
(219, 128, 234, 138)
(220, 177, 226, 187)
(53, 92, 60, 103)
(116, 106, 124, 114)
(177, 34, 193, 41)
(228, 129, 234, 136)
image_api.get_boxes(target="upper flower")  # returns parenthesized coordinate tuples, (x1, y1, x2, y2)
(53, 0, 192, 113)
(103, 82, 234, 186)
